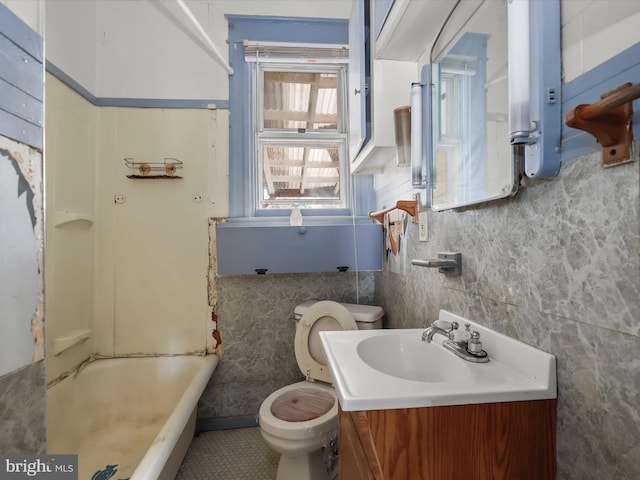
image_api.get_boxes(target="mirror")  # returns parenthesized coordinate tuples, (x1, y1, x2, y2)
(430, 0, 517, 211)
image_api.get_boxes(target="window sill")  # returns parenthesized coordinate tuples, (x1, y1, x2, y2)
(216, 215, 376, 228)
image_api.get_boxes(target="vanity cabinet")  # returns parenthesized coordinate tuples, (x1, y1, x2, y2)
(339, 410, 383, 480)
(339, 400, 556, 480)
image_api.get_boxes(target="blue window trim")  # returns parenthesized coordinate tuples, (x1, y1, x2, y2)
(561, 42, 640, 162)
(226, 14, 374, 220)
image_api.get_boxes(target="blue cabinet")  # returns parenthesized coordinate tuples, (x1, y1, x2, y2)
(348, 0, 370, 162)
(216, 223, 383, 275)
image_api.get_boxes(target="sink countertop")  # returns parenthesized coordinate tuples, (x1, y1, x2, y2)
(319, 310, 557, 411)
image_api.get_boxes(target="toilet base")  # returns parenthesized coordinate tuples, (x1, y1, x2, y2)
(276, 448, 329, 480)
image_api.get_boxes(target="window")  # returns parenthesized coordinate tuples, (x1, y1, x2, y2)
(225, 15, 375, 219)
(255, 64, 348, 210)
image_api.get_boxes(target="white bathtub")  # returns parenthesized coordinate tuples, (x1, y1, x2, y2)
(47, 354, 218, 480)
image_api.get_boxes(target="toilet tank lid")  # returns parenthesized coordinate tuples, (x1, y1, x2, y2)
(294, 300, 384, 323)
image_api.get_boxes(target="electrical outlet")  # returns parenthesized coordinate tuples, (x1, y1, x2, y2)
(419, 211, 428, 242)
(192, 193, 203, 203)
(114, 194, 126, 205)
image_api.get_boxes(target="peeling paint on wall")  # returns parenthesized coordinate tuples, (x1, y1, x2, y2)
(0, 135, 44, 374)
(207, 218, 221, 355)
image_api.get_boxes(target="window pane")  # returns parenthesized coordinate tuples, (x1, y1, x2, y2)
(259, 142, 345, 209)
(263, 71, 338, 130)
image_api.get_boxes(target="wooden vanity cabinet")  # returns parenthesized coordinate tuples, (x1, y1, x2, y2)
(338, 399, 556, 480)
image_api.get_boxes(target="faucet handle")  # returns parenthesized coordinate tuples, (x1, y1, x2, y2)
(467, 331, 484, 354)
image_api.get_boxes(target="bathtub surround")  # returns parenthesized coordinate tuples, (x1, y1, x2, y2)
(43, 74, 226, 385)
(375, 149, 640, 479)
(198, 272, 374, 421)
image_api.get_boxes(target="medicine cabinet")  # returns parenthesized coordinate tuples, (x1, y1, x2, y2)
(430, 0, 516, 211)
(429, 0, 561, 211)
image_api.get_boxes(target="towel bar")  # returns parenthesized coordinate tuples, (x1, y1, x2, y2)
(369, 198, 418, 224)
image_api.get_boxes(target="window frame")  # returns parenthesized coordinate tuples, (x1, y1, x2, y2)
(226, 14, 374, 219)
(254, 61, 349, 211)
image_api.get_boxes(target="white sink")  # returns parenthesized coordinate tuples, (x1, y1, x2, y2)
(319, 310, 557, 411)
(356, 333, 470, 382)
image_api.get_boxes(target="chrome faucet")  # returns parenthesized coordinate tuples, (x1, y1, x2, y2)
(422, 321, 490, 363)
(422, 321, 458, 343)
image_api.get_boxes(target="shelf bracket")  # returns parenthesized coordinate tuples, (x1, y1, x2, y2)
(565, 82, 640, 167)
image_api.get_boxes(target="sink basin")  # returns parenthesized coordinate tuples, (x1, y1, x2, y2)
(319, 310, 557, 411)
(356, 334, 470, 382)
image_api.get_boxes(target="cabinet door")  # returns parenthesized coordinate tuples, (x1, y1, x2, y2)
(339, 410, 376, 480)
(348, 0, 369, 161)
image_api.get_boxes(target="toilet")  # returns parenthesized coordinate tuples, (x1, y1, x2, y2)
(258, 300, 384, 480)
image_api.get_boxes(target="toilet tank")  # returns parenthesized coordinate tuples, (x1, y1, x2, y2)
(294, 300, 384, 330)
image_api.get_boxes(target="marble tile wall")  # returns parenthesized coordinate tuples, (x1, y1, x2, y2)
(0, 361, 46, 453)
(198, 271, 374, 419)
(375, 150, 639, 479)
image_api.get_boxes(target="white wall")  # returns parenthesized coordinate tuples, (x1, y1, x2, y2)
(0, 0, 43, 34)
(561, 0, 640, 82)
(46, 0, 351, 99)
(44, 0, 97, 93)
(0, 138, 43, 376)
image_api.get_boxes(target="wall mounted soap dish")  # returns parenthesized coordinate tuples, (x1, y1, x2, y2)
(125, 157, 183, 179)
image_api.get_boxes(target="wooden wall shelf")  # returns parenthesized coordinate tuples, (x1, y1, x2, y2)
(565, 82, 640, 167)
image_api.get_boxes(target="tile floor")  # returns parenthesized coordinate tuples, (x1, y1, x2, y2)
(177, 427, 279, 480)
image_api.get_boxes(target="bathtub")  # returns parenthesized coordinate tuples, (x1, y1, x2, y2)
(47, 354, 218, 480)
